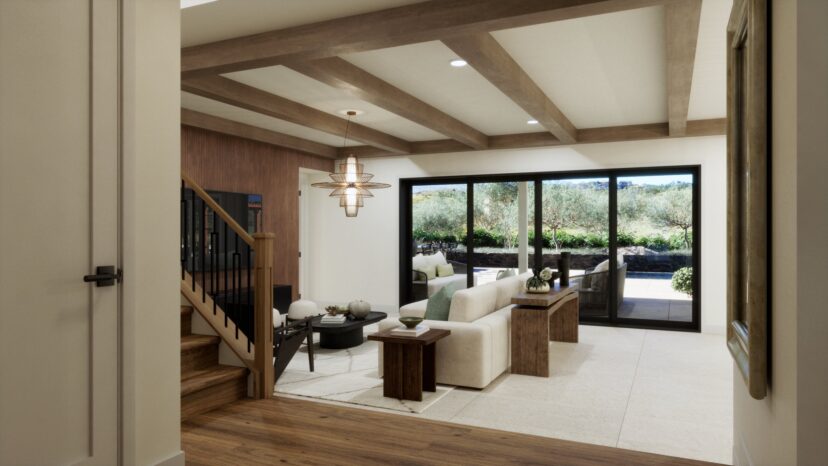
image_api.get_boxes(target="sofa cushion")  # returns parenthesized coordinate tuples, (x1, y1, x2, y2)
(427, 274, 467, 297)
(436, 263, 454, 277)
(426, 251, 447, 267)
(425, 283, 458, 321)
(400, 299, 427, 318)
(412, 253, 426, 270)
(493, 275, 523, 310)
(415, 264, 437, 280)
(448, 284, 497, 323)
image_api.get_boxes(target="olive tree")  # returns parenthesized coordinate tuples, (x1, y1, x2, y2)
(648, 187, 693, 248)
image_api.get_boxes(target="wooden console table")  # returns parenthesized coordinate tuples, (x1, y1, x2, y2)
(368, 328, 450, 401)
(510, 284, 579, 377)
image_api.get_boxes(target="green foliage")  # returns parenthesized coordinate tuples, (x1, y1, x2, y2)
(634, 234, 670, 251)
(672, 267, 693, 295)
(616, 231, 636, 247)
(668, 231, 693, 250)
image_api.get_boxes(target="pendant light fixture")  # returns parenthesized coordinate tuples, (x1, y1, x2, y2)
(311, 111, 390, 217)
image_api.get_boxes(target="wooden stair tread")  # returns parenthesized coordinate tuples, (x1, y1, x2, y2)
(181, 365, 248, 396)
(181, 334, 220, 352)
(181, 305, 194, 315)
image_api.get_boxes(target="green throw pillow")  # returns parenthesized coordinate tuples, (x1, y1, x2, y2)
(436, 263, 454, 277)
(415, 265, 437, 280)
(424, 283, 457, 321)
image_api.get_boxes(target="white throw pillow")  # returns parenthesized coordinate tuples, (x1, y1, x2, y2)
(594, 259, 610, 273)
(412, 253, 426, 270)
(427, 251, 447, 267)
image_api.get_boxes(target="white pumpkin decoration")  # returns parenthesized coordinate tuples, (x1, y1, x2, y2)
(348, 300, 371, 319)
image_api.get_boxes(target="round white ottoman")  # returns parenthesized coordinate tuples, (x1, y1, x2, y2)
(287, 299, 321, 320)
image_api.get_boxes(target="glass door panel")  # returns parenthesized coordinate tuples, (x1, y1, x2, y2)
(472, 182, 533, 286)
(409, 184, 468, 303)
(541, 178, 610, 319)
(616, 173, 695, 324)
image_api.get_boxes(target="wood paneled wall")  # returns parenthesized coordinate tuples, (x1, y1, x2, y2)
(181, 126, 334, 300)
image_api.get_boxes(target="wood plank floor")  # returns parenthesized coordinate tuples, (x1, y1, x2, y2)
(182, 397, 723, 465)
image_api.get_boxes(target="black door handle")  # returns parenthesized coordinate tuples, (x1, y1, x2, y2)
(83, 266, 122, 287)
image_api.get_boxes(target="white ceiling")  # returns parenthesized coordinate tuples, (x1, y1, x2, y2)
(182, 92, 359, 147)
(181, 0, 425, 47)
(492, 6, 667, 128)
(223, 66, 446, 141)
(343, 41, 544, 136)
(180, 0, 731, 149)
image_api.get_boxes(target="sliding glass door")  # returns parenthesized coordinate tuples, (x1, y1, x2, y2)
(540, 178, 611, 320)
(615, 172, 697, 326)
(400, 167, 700, 331)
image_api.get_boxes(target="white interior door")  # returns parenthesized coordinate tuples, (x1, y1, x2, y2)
(0, 1, 120, 464)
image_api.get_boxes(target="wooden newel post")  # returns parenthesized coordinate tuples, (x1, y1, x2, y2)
(253, 233, 275, 399)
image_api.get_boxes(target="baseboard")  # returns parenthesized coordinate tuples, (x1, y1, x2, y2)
(155, 450, 185, 466)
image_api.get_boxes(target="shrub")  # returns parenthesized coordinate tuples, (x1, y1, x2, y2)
(668, 231, 693, 250)
(583, 232, 608, 248)
(672, 267, 693, 295)
(556, 230, 585, 248)
(616, 231, 635, 247)
(635, 234, 669, 251)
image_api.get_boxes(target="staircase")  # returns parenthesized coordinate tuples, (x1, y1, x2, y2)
(180, 305, 249, 420)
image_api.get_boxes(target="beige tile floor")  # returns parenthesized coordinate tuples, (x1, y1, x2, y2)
(420, 326, 733, 465)
(280, 324, 733, 465)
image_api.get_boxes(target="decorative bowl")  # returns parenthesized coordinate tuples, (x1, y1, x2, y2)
(399, 317, 423, 329)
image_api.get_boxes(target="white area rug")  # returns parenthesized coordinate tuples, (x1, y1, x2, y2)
(274, 336, 453, 414)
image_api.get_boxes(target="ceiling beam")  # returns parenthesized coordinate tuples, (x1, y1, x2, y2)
(182, 0, 672, 76)
(339, 118, 725, 157)
(182, 76, 411, 154)
(665, 0, 703, 136)
(442, 33, 578, 144)
(181, 108, 338, 159)
(287, 57, 489, 150)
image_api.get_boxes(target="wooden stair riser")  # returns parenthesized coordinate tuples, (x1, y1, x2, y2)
(181, 375, 247, 421)
(181, 344, 220, 375)
(181, 306, 193, 337)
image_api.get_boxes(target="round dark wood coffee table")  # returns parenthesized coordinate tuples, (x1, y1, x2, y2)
(311, 311, 387, 349)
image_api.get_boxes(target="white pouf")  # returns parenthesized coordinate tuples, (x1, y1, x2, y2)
(272, 308, 287, 328)
(287, 299, 321, 320)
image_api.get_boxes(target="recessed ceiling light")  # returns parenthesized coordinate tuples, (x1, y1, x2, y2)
(527, 119, 539, 125)
(181, 0, 218, 8)
(449, 59, 468, 67)
(337, 109, 364, 116)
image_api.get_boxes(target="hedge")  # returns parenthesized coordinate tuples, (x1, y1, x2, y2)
(414, 228, 692, 251)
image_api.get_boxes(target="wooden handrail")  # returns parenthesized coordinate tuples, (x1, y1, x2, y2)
(182, 173, 255, 247)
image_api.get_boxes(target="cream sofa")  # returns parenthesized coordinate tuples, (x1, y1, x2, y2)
(378, 271, 532, 389)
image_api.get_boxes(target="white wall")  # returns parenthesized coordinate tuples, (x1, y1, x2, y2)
(120, 1, 183, 465)
(306, 135, 727, 333)
(733, 0, 828, 464)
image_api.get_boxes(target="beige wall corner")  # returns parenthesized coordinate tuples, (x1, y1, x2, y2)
(120, 1, 182, 465)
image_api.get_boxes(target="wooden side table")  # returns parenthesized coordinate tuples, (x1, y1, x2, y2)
(510, 284, 579, 378)
(368, 328, 450, 401)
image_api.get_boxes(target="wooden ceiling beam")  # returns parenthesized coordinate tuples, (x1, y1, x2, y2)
(443, 33, 578, 144)
(182, 76, 411, 154)
(181, 109, 338, 159)
(288, 57, 489, 150)
(339, 118, 725, 157)
(182, 0, 671, 76)
(665, 0, 703, 136)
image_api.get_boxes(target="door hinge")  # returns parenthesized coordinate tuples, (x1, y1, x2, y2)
(298, 190, 302, 197)
(298, 251, 302, 258)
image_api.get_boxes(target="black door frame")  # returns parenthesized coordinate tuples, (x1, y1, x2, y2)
(399, 165, 701, 332)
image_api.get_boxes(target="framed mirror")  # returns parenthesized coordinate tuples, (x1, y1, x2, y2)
(726, 0, 768, 400)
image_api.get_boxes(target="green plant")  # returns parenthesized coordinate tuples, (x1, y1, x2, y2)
(635, 234, 669, 251)
(668, 231, 693, 250)
(616, 231, 635, 247)
(672, 267, 693, 295)
(526, 268, 546, 289)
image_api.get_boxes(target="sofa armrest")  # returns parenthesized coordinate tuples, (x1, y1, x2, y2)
(377, 318, 494, 389)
